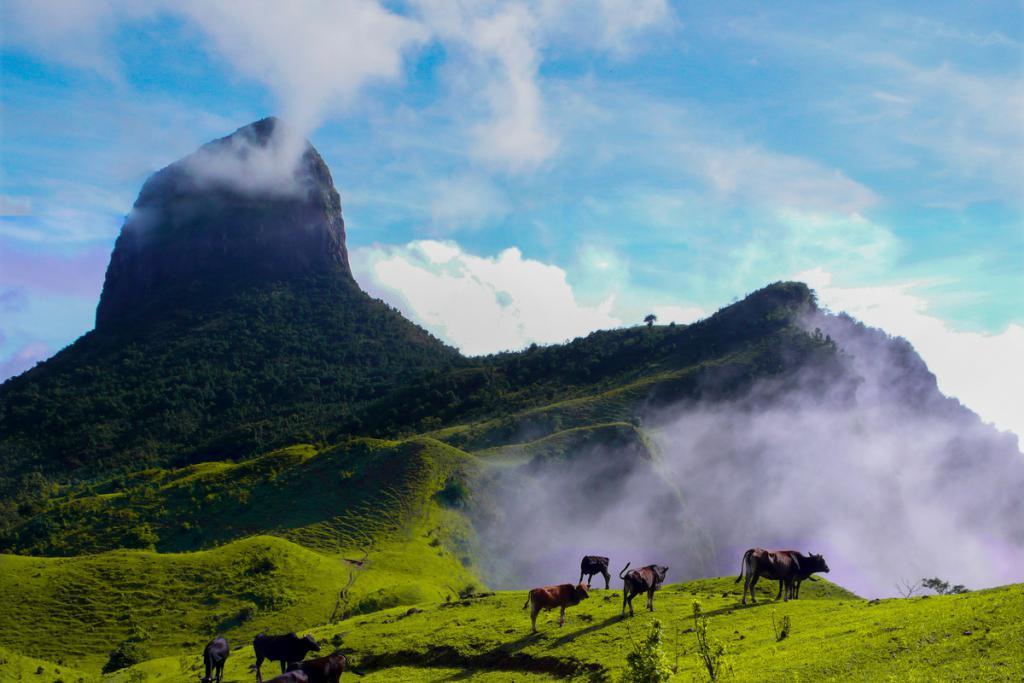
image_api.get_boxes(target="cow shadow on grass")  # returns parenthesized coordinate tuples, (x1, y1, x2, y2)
(546, 615, 620, 648)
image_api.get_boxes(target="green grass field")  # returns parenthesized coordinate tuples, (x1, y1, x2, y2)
(104, 577, 1023, 681)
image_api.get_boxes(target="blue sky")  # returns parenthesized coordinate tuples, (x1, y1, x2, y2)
(1, 0, 1022, 436)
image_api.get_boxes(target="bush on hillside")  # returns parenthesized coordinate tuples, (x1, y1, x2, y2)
(621, 619, 673, 683)
(101, 629, 151, 674)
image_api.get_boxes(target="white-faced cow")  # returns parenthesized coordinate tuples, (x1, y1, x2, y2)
(579, 555, 611, 589)
(735, 548, 830, 605)
(200, 636, 229, 683)
(619, 563, 669, 616)
(522, 583, 590, 632)
(253, 632, 321, 683)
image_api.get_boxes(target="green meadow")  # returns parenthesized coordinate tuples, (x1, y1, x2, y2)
(99, 578, 1022, 682)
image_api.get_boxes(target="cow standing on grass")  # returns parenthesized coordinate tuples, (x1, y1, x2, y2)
(287, 652, 347, 683)
(200, 636, 229, 683)
(579, 555, 612, 589)
(620, 563, 669, 616)
(253, 632, 321, 683)
(735, 548, 829, 605)
(523, 583, 590, 632)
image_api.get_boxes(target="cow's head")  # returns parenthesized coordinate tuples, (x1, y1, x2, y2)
(651, 565, 669, 586)
(574, 583, 591, 601)
(304, 634, 321, 652)
(807, 553, 829, 574)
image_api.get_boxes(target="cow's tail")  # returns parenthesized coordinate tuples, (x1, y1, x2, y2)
(522, 590, 533, 609)
(618, 562, 632, 579)
(735, 549, 752, 583)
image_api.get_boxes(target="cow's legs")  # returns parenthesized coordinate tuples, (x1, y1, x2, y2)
(782, 578, 792, 602)
(530, 604, 541, 632)
(579, 570, 586, 586)
(216, 662, 224, 683)
(776, 580, 784, 600)
(280, 660, 288, 674)
(602, 570, 610, 590)
(647, 588, 655, 611)
(559, 606, 566, 627)
(794, 580, 802, 599)
(749, 573, 760, 603)
(255, 656, 264, 683)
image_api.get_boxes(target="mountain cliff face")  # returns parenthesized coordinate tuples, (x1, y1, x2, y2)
(96, 118, 352, 328)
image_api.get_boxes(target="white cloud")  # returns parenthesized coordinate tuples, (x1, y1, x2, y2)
(592, 0, 674, 56)
(0, 195, 32, 216)
(415, 2, 555, 172)
(678, 142, 878, 213)
(651, 304, 706, 325)
(176, 0, 426, 137)
(798, 267, 1024, 440)
(429, 174, 511, 230)
(352, 240, 620, 355)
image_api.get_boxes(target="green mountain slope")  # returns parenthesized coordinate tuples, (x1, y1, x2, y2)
(3, 437, 475, 556)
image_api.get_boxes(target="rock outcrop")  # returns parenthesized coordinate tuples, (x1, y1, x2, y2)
(96, 118, 352, 328)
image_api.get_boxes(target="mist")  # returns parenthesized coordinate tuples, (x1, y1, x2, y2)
(471, 313, 1024, 598)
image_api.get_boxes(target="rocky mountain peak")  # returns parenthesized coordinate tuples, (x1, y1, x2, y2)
(95, 118, 352, 329)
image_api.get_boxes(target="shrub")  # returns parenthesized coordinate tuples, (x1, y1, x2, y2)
(621, 618, 673, 683)
(771, 610, 791, 641)
(102, 632, 151, 674)
(692, 600, 729, 681)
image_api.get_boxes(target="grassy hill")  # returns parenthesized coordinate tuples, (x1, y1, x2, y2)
(0, 436, 484, 674)
(107, 578, 1023, 681)
(3, 437, 476, 556)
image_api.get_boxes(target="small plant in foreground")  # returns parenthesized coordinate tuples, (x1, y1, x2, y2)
(692, 600, 729, 681)
(620, 618, 672, 683)
(771, 610, 791, 641)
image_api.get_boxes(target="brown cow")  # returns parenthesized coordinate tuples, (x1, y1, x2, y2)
(735, 548, 830, 604)
(522, 583, 590, 632)
(286, 651, 346, 683)
(619, 563, 669, 617)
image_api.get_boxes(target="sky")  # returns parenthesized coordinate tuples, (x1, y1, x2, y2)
(0, 1, 1021, 439)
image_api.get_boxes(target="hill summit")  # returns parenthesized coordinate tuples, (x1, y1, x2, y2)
(96, 117, 352, 328)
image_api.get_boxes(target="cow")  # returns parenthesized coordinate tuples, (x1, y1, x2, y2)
(735, 548, 830, 605)
(578, 556, 611, 590)
(253, 632, 321, 683)
(619, 563, 669, 617)
(286, 652, 347, 683)
(522, 583, 590, 633)
(266, 673, 309, 683)
(200, 636, 229, 683)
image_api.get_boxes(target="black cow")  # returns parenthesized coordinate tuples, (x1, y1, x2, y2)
(267, 673, 309, 683)
(735, 548, 830, 604)
(287, 651, 347, 683)
(619, 563, 669, 616)
(253, 632, 321, 683)
(200, 636, 229, 683)
(578, 555, 611, 589)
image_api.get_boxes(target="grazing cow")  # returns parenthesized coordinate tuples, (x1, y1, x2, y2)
(287, 652, 347, 683)
(266, 673, 309, 683)
(200, 636, 229, 683)
(253, 632, 321, 683)
(522, 583, 590, 632)
(579, 556, 611, 590)
(735, 548, 830, 604)
(619, 563, 669, 617)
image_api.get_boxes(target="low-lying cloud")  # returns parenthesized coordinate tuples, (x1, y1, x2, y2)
(471, 312, 1024, 598)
